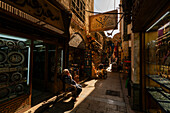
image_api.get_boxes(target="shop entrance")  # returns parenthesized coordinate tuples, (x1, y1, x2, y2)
(69, 47, 85, 81)
(31, 40, 56, 106)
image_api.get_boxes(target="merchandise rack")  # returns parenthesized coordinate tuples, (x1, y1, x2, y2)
(145, 22, 170, 113)
(146, 75, 170, 91)
(146, 88, 170, 113)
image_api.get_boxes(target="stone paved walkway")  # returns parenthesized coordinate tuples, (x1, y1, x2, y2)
(25, 72, 138, 113)
(25, 72, 126, 113)
(69, 72, 126, 113)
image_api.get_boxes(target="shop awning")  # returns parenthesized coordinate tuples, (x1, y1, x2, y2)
(132, 0, 170, 32)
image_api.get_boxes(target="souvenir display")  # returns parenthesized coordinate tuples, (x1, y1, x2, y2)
(0, 36, 30, 105)
(11, 72, 22, 82)
(158, 102, 170, 112)
(164, 84, 170, 89)
(0, 88, 10, 99)
(8, 52, 24, 65)
(148, 90, 170, 102)
(161, 91, 170, 99)
(17, 41, 26, 49)
(146, 23, 170, 113)
(15, 84, 24, 94)
(0, 39, 5, 47)
(6, 41, 16, 49)
(0, 73, 9, 83)
(0, 51, 7, 64)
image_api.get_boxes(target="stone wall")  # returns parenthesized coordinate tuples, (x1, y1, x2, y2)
(132, 33, 140, 84)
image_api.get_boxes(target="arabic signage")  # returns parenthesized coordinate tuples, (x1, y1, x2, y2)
(89, 10, 118, 32)
(69, 33, 83, 48)
(4, 0, 64, 31)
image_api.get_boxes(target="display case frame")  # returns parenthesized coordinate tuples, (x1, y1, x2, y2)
(145, 22, 170, 113)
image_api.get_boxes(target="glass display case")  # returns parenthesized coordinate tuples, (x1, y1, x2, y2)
(56, 47, 63, 77)
(0, 34, 30, 103)
(145, 22, 170, 113)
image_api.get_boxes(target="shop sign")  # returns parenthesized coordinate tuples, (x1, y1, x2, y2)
(3, 0, 64, 31)
(69, 33, 83, 48)
(89, 10, 118, 32)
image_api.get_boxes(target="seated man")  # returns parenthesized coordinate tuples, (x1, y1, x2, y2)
(62, 69, 82, 101)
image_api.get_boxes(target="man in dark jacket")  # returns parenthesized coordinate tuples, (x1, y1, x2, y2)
(62, 69, 82, 101)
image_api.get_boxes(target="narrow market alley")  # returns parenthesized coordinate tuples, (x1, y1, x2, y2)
(0, 0, 169, 113)
(24, 72, 141, 113)
(70, 72, 125, 113)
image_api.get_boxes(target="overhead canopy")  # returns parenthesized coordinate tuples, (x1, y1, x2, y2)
(1, 0, 72, 38)
(132, 0, 170, 32)
(69, 33, 85, 49)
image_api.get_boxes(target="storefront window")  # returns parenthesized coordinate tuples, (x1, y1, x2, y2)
(145, 23, 170, 78)
(33, 41, 57, 83)
(57, 47, 63, 76)
(47, 45, 56, 82)
(0, 33, 31, 103)
(33, 41, 45, 79)
(32, 41, 57, 105)
(32, 40, 45, 90)
(145, 40, 158, 75)
(145, 21, 170, 112)
(69, 47, 85, 79)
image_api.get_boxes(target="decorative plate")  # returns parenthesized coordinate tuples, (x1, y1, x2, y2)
(0, 39, 5, 46)
(11, 72, 22, 82)
(15, 84, 24, 93)
(0, 88, 10, 99)
(0, 73, 9, 83)
(8, 52, 24, 65)
(6, 41, 16, 49)
(0, 51, 7, 64)
(17, 41, 26, 49)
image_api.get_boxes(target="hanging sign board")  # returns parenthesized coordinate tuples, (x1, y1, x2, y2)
(4, 0, 64, 31)
(89, 10, 118, 32)
(69, 33, 83, 48)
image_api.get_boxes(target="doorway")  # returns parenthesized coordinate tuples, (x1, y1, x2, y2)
(31, 40, 56, 106)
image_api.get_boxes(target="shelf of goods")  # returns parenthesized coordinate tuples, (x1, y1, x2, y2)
(146, 24, 170, 113)
(0, 39, 29, 104)
(147, 75, 170, 91)
(156, 30, 170, 78)
(156, 31, 170, 47)
(146, 87, 170, 113)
